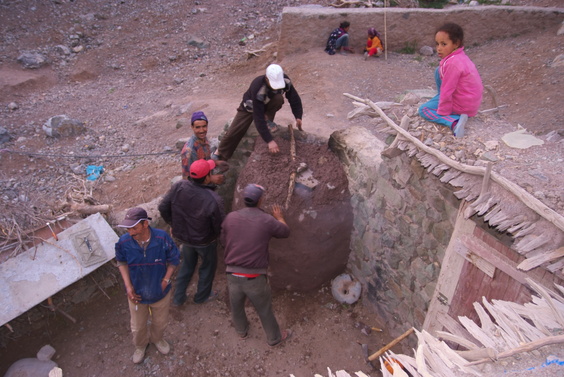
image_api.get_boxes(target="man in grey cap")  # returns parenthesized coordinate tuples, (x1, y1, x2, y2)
(115, 207, 180, 364)
(221, 184, 292, 346)
(212, 64, 303, 161)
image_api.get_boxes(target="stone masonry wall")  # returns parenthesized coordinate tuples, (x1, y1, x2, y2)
(279, 5, 563, 59)
(329, 126, 460, 346)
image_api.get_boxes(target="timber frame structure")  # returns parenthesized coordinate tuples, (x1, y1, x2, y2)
(345, 93, 564, 281)
(345, 94, 564, 375)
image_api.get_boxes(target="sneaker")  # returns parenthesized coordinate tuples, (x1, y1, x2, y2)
(453, 114, 468, 138)
(239, 325, 250, 340)
(211, 152, 223, 161)
(363, 52, 369, 61)
(154, 339, 170, 355)
(132, 345, 147, 364)
(269, 329, 292, 347)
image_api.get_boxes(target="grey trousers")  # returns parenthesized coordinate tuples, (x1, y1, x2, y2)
(226, 274, 281, 345)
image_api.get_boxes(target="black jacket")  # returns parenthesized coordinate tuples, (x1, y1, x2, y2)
(240, 74, 303, 144)
(158, 180, 225, 245)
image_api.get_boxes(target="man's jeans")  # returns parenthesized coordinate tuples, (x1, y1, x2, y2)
(173, 241, 217, 304)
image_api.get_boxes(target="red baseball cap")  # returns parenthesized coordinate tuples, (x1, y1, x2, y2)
(190, 159, 215, 179)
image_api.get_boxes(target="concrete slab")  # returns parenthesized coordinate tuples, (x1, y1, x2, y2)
(0, 213, 118, 326)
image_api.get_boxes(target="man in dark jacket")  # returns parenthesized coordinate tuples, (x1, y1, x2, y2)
(221, 184, 292, 346)
(212, 64, 303, 161)
(158, 159, 225, 305)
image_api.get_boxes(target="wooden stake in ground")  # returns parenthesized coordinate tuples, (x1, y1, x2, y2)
(368, 327, 414, 361)
(285, 124, 297, 210)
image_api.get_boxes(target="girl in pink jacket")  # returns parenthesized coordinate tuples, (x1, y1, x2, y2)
(419, 23, 483, 137)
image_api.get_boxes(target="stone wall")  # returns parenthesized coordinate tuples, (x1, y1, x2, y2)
(279, 5, 563, 58)
(329, 126, 460, 346)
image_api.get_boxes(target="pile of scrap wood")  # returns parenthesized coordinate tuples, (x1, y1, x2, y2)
(378, 278, 564, 376)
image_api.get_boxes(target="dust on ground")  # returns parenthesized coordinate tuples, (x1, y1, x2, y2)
(1, 0, 563, 376)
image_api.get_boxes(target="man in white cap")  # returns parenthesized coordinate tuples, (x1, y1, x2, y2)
(212, 64, 303, 161)
(115, 207, 180, 364)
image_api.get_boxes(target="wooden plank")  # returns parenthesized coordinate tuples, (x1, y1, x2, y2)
(454, 239, 496, 278)
(481, 299, 521, 349)
(458, 316, 499, 351)
(460, 235, 559, 298)
(435, 331, 479, 350)
(517, 246, 564, 271)
(436, 311, 480, 346)
(423, 203, 475, 335)
(491, 300, 546, 342)
(526, 278, 564, 327)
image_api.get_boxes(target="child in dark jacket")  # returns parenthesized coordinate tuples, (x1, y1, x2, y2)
(325, 21, 354, 55)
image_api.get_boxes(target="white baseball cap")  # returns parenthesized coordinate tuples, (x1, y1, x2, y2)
(266, 64, 285, 90)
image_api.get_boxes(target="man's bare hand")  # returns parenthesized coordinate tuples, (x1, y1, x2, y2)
(271, 204, 284, 220)
(295, 119, 303, 131)
(268, 140, 280, 154)
(210, 174, 225, 185)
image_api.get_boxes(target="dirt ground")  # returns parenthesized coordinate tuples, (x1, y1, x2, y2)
(1, 0, 563, 376)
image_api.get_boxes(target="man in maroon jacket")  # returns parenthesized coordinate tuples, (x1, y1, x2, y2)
(221, 184, 292, 346)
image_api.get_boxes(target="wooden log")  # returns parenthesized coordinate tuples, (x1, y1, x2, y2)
(466, 334, 564, 366)
(71, 203, 111, 215)
(368, 327, 414, 361)
(47, 297, 77, 324)
(456, 348, 497, 362)
(343, 93, 564, 234)
(285, 124, 297, 210)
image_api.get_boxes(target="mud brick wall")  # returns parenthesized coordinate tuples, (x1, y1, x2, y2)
(278, 5, 564, 59)
(329, 126, 460, 345)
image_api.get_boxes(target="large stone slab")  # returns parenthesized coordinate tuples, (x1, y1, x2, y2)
(0, 213, 118, 326)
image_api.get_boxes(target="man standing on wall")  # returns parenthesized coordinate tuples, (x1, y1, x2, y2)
(159, 159, 225, 306)
(115, 207, 180, 364)
(212, 64, 303, 161)
(221, 184, 292, 346)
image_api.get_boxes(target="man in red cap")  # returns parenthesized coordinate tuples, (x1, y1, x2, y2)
(212, 64, 303, 161)
(115, 207, 180, 364)
(158, 159, 225, 306)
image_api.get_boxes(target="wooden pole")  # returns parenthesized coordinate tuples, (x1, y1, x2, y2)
(384, 0, 388, 61)
(368, 327, 414, 361)
(285, 124, 297, 210)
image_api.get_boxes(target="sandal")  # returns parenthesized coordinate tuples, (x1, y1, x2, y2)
(269, 329, 292, 347)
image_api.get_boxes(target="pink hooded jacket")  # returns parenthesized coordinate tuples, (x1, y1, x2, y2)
(438, 47, 483, 117)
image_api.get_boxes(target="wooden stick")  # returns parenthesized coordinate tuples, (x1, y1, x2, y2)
(285, 124, 297, 210)
(71, 203, 111, 215)
(343, 93, 564, 233)
(466, 334, 564, 366)
(47, 297, 77, 324)
(368, 327, 414, 361)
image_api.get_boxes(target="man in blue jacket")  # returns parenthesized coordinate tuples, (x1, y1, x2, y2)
(115, 207, 180, 364)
